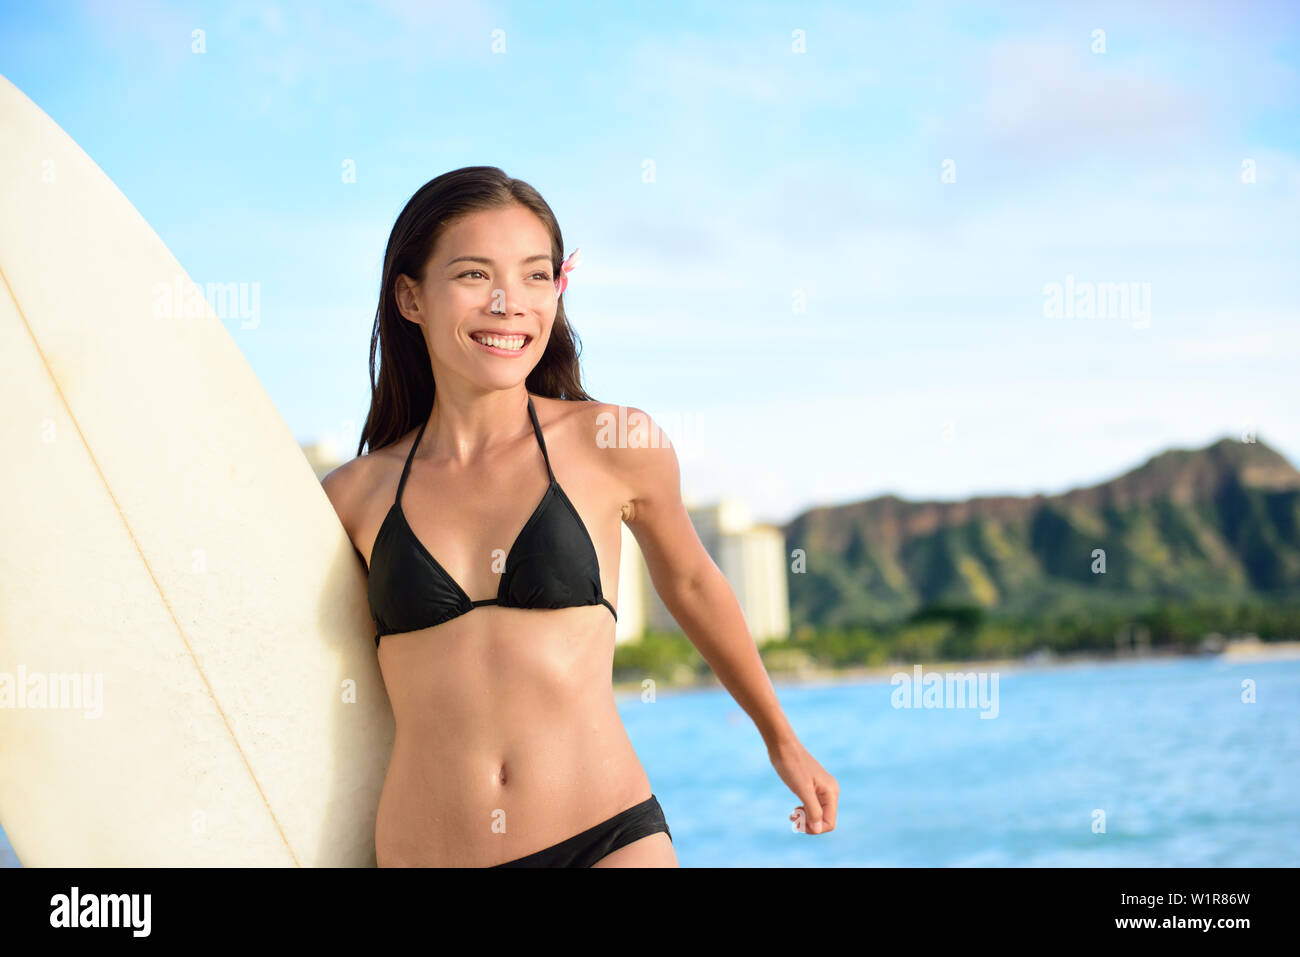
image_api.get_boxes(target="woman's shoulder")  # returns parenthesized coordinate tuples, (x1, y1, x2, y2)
(534, 395, 676, 470)
(533, 394, 628, 441)
(320, 434, 411, 530)
(321, 454, 370, 532)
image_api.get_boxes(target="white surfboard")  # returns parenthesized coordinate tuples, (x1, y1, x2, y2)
(0, 73, 394, 866)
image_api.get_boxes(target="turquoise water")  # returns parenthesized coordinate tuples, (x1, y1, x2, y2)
(3, 655, 1296, 866)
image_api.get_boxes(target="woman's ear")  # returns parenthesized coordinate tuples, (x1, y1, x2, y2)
(394, 274, 422, 325)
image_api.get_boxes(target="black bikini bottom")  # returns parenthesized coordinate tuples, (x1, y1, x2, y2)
(491, 794, 672, 868)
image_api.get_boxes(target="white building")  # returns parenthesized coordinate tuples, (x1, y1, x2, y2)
(625, 497, 790, 645)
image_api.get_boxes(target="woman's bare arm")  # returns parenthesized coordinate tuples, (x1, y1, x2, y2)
(608, 404, 838, 833)
(610, 406, 795, 747)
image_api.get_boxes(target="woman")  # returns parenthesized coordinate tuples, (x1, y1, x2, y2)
(323, 166, 838, 867)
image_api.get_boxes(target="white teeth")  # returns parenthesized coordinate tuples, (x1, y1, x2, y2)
(472, 333, 527, 351)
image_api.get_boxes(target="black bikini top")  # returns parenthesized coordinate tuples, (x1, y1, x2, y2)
(367, 394, 617, 645)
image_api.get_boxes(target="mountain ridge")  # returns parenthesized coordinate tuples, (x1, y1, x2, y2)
(780, 436, 1300, 628)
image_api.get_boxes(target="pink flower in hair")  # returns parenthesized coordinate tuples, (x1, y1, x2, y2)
(555, 247, 581, 298)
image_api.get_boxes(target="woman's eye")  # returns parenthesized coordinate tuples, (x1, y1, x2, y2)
(458, 270, 552, 281)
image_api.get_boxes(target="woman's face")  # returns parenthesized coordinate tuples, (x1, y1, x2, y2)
(396, 203, 558, 391)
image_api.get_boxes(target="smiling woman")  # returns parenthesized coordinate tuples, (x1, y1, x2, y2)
(323, 167, 682, 868)
(355, 169, 595, 455)
(321, 166, 837, 869)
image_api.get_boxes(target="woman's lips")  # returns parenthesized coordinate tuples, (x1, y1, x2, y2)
(470, 331, 531, 356)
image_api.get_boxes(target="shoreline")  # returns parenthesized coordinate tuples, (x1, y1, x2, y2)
(612, 639, 1300, 697)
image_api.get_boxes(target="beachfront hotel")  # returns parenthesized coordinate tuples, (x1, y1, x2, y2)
(641, 498, 790, 646)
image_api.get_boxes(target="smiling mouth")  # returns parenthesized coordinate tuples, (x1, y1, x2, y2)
(470, 331, 531, 353)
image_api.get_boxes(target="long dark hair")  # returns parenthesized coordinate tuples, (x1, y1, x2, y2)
(357, 166, 596, 457)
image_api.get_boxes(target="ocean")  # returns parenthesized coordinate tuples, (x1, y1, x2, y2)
(3, 654, 1296, 866)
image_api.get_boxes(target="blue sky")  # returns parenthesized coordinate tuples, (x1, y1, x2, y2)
(2, 0, 1297, 523)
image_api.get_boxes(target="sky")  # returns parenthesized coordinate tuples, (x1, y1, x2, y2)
(2, 0, 1297, 524)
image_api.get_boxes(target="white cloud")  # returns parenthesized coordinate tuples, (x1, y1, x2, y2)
(965, 37, 1213, 165)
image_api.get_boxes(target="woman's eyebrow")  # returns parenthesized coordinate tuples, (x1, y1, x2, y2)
(445, 254, 552, 266)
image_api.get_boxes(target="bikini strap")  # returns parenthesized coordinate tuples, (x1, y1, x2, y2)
(395, 414, 429, 505)
(526, 394, 556, 483)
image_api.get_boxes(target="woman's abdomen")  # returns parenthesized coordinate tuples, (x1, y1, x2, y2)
(373, 606, 649, 867)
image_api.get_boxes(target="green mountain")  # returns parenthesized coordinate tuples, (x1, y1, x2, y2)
(781, 437, 1300, 630)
